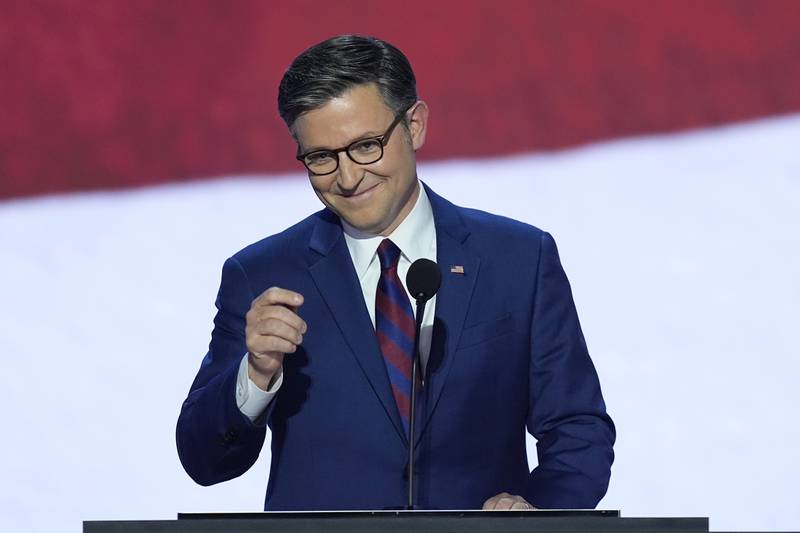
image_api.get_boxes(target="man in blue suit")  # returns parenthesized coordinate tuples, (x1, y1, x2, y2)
(177, 35, 614, 511)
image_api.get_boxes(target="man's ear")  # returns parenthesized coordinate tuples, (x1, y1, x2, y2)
(407, 101, 429, 151)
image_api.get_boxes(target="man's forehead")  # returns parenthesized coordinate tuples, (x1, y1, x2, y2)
(292, 84, 394, 149)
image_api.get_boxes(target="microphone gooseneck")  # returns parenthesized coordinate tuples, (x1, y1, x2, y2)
(405, 258, 441, 510)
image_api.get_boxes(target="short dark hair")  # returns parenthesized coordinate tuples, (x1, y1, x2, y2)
(278, 35, 417, 130)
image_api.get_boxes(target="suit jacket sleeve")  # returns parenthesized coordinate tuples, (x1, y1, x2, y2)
(525, 232, 616, 508)
(176, 256, 271, 486)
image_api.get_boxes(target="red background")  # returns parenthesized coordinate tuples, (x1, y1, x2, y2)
(2, 0, 800, 199)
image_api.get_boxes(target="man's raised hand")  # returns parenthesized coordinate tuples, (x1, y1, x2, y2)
(245, 287, 306, 390)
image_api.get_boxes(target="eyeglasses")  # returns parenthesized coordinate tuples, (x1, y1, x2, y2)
(296, 104, 413, 176)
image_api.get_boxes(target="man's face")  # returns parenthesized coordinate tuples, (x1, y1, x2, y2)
(292, 83, 428, 236)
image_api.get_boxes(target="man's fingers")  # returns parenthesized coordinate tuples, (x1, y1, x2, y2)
(249, 335, 297, 356)
(495, 497, 517, 510)
(253, 287, 304, 308)
(245, 292, 307, 358)
(252, 317, 304, 345)
(482, 492, 533, 511)
(482, 494, 499, 510)
(482, 492, 509, 510)
(257, 304, 307, 334)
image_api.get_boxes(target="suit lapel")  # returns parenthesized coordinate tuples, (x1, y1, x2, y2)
(307, 211, 408, 444)
(416, 185, 481, 445)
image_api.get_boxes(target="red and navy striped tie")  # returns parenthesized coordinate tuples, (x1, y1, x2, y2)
(375, 238, 416, 436)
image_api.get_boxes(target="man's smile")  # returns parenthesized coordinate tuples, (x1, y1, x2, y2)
(337, 182, 381, 203)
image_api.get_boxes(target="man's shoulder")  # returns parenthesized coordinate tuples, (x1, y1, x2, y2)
(439, 194, 548, 249)
(427, 184, 545, 239)
(458, 204, 545, 239)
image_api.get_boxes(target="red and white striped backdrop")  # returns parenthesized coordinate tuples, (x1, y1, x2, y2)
(2, 0, 800, 199)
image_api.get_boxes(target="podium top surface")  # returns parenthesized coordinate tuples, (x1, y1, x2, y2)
(86, 510, 711, 533)
(177, 509, 621, 520)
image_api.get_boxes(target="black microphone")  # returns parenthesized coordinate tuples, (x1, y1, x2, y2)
(405, 258, 441, 510)
(407, 258, 441, 303)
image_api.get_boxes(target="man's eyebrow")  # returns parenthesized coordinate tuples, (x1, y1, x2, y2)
(301, 129, 385, 153)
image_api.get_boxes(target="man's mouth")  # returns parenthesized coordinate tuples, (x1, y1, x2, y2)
(341, 182, 380, 199)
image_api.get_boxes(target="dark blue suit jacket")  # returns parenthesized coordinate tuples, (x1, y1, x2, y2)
(177, 183, 615, 510)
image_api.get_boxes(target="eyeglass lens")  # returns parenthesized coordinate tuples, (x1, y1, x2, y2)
(304, 138, 384, 175)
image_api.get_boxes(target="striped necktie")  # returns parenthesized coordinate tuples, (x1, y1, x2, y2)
(375, 238, 416, 436)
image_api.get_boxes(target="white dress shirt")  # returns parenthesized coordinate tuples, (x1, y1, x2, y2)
(236, 183, 437, 421)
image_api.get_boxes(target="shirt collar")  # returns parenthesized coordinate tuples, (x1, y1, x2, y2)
(342, 181, 435, 280)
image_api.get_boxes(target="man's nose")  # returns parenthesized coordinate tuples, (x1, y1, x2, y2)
(336, 152, 364, 191)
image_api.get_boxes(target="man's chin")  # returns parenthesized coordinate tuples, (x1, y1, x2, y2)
(336, 210, 396, 236)
(342, 218, 385, 236)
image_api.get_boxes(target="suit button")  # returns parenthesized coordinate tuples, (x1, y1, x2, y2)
(222, 429, 239, 444)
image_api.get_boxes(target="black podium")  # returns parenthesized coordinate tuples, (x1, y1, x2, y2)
(84, 510, 710, 533)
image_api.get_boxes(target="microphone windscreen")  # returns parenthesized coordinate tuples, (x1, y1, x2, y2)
(406, 259, 441, 302)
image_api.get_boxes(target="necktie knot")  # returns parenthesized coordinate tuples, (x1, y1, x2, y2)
(377, 239, 402, 271)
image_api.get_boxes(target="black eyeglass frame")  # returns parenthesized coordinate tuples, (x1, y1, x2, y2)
(295, 103, 415, 176)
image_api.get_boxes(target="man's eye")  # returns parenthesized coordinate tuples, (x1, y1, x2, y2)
(351, 139, 381, 153)
(306, 151, 335, 164)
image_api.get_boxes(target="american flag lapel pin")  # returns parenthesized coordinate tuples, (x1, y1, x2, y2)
(450, 265, 465, 274)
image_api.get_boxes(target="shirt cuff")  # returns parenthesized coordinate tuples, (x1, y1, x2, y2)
(235, 353, 283, 422)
